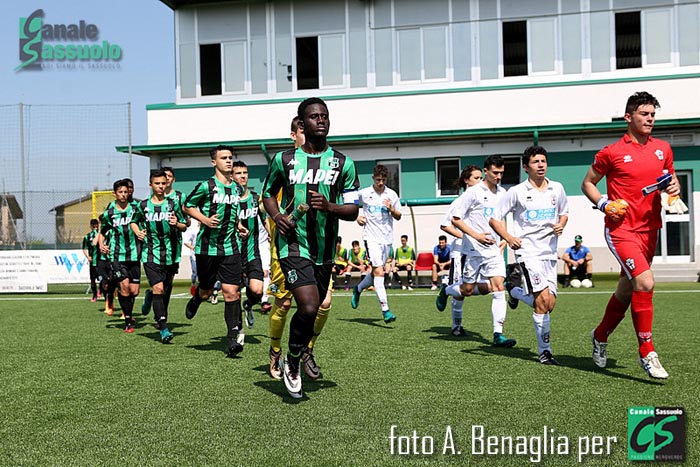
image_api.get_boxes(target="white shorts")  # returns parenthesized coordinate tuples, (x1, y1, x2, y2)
(519, 259, 558, 296)
(462, 254, 506, 284)
(364, 241, 392, 268)
(259, 239, 271, 271)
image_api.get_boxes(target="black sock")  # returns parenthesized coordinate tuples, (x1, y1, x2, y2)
(224, 300, 242, 338)
(192, 287, 203, 305)
(152, 294, 166, 330)
(91, 283, 97, 297)
(289, 309, 316, 361)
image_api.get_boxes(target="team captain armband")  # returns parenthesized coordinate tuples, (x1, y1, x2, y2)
(343, 190, 359, 204)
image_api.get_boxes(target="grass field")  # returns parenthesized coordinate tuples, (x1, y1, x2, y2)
(1, 279, 697, 466)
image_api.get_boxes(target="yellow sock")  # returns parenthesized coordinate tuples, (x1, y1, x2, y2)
(269, 302, 289, 353)
(308, 305, 331, 350)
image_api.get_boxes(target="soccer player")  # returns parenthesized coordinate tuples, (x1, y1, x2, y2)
(95, 229, 116, 315)
(350, 164, 401, 324)
(489, 146, 569, 365)
(391, 235, 416, 290)
(431, 236, 451, 290)
(437, 156, 515, 346)
(82, 218, 100, 302)
(131, 170, 187, 343)
(232, 160, 266, 340)
(183, 145, 247, 357)
(582, 91, 680, 379)
(97, 179, 142, 332)
(437, 165, 485, 336)
(262, 98, 360, 398)
(183, 219, 199, 296)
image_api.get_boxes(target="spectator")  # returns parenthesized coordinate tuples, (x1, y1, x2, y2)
(431, 235, 451, 290)
(561, 235, 593, 287)
(391, 235, 416, 290)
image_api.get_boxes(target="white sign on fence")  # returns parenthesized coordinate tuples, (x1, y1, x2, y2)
(0, 250, 90, 293)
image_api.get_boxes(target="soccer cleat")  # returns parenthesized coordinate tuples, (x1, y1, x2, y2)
(538, 350, 559, 365)
(351, 286, 361, 309)
(407, 285, 414, 291)
(124, 320, 136, 333)
(451, 326, 467, 337)
(591, 330, 608, 368)
(159, 327, 174, 343)
(185, 297, 200, 319)
(283, 355, 303, 399)
(639, 351, 668, 379)
(104, 306, 113, 316)
(401, 285, 407, 290)
(90, 296, 97, 303)
(119, 313, 125, 320)
(260, 302, 272, 315)
(237, 330, 246, 347)
(141, 289, 152, 315)
(244, 301, 255, 328)
(226, 335, 244, 357)
(301, 348, 321, 380)
(210, 293, 218, 305)
(431, 284, 439, 291)
(493, 333, 516, 348)
(382, 310, 396, 323)
(269, 348, 283, 380)
(435, 284, 448, 312)
(505, 281, 519, 310)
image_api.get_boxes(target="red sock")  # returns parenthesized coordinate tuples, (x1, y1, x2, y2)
(631, 290, 655, 357)
(595, 294, 628, 342)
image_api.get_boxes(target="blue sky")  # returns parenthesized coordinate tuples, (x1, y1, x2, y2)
(0, 1, 175, 197)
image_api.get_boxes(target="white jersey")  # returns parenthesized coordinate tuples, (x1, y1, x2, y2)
(450, 181, 505, 258)
(440, 198, 462, 258)
(358, 185, 401, 245)
(494, 178, 568, 261)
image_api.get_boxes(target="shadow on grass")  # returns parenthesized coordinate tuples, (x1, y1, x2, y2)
(422, 326, 492, 345)
(187, 335, 228, 355)
(253, 378, 338, 403)
(137, 322, 192, 344)
(337, 316, 394, 329)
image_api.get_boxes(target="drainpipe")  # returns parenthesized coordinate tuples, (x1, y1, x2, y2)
(533, 129, 539, 146)
(261, 143, 271, 164)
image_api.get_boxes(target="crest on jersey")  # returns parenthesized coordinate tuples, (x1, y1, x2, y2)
(328, 157, 339, 169)
(532, 273, 542, 285)
(287, 269, 298, 284)
(655, 149, 664, 160)
(625, 258, 636, 271)
(551, 195, 557, 206)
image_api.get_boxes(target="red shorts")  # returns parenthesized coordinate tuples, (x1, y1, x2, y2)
(605, 227, 658, 279)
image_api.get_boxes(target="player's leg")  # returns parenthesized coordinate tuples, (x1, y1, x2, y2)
(431, 264, 439, 290)
(520, 260, 558, 365)
(242, 258, 264, 328)
(486, 256, 515, 348)
(219, 254, 244, 357)
(185, 255, 215, 319)
(267, 255, 292, 379)
(303, 282, 333, 380)
(89, 265, 98, 301)
(189, 253, 197, 296)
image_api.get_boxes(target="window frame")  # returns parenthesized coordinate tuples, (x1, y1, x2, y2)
(396, 25, 449, 84)
(435, 157, 461, 197)
(377, 159, 402, 197)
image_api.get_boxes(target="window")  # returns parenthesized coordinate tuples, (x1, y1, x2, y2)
(296, 37, 319, 89)
(503, 21, 527, 77)
(378, 160, 401, 196)
(398, 26, 448, 82)
(501, 157, 522, 189)
(436, 159, 460, 197)
(615, 11, 641, 69)
(644, 9, 672, 66)
(200, 44, 222, 96)
(223, 42, 246, 93)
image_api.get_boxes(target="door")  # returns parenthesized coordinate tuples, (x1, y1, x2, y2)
(655, 170, 693, 263)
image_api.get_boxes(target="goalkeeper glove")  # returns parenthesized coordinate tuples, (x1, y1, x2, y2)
(661, 192, 688, 215)
(597, 196, 629, 222)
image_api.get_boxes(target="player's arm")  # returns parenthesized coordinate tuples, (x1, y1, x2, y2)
(384, 197, 402, 220)
(452, 217, 494, 246)
(582, 166, 628, 222)
(440, 223, 462, 239)
(309, 190, 360, 221)
(581, 166, 605, 205)
(553, 215, 568, 237)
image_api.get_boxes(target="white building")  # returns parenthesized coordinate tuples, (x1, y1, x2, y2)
(126, 0, 700, 281)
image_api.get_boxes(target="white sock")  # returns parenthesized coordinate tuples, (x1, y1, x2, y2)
(358, 273, 374, 292)
(491, 291, 507, 334)
(451, 298, 463, 328)
(373, 276, 389, 312)
(511, 286, 535, 308)
(445, 283, 463, 298)
(532, 312, 551, 354)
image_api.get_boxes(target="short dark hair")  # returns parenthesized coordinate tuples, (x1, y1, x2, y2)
(113, 179, 130, 192)
(298, 97, 328, 120)
(232, 160, 248, 169)
(352, 240, 360, 247)
(438, 235, 447, 242)
(150, 170, 167, 181)
(336, 236, 342, 244)
(373, 164, 389, 179)
(123, 178, 134, 188)
(161, 166, 174, 175)
(625, 91, 660, 115)
(484, 155, 505, 170)
(455, 165, 481, 190)
(522, 145, 548, 166)
(291, 116, 302, 133)
(90, 218, 99, 226)
(210, 144, 235, 160)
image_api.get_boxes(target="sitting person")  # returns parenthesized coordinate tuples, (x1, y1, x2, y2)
(345, 240, 370, 284)
(562, 235, 593, 287)
(333, 236, 349, 290)
(431, 235, 451, 290)
(391, 235, 416, 290)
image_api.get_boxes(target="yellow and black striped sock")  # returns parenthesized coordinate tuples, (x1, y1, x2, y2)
(269, 302, 289, 353)
(308, 305, 331, 350)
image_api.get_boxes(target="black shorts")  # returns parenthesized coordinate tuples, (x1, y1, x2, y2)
(242, 257, 264, 281)
(143, 262, 179, 287)
(96, 260, 112, 283)
(89, 265, 98, 282)
(332, 263, 346, 275)
(196, 254, 242, 289)
(112, 261, 141, 284)
(279, 256, 332, 299)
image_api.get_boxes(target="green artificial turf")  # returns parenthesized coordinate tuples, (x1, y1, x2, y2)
(0, 281, 697, 466)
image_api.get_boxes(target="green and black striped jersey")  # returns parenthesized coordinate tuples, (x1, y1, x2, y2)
(97, 230, 112, 263)
(262, 146, 360, 265)
(185, 176, 244, 256)
(237, 189, 263, 263)
(99, 202, 140, 262)
(132, 196, 187, 266)
(82, 230, 99, 266)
